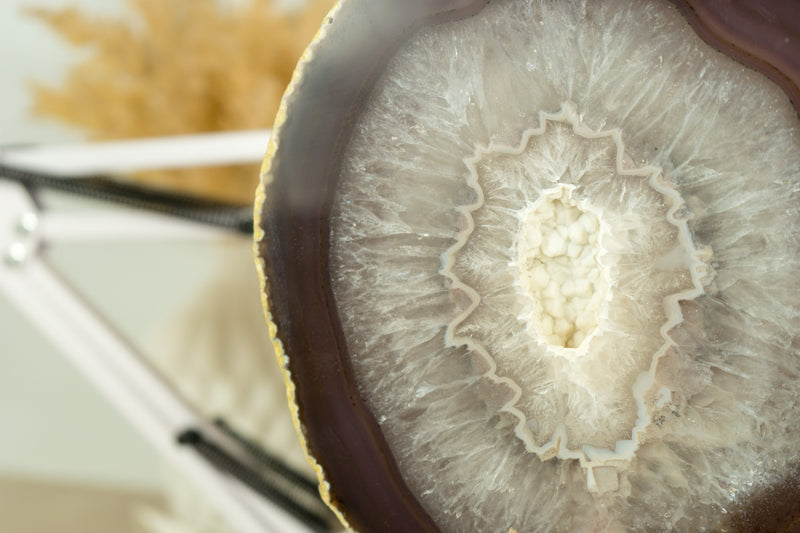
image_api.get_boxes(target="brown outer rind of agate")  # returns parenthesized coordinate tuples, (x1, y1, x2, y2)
(724, 465, 800, 533)
(258, 1, 490, 532)
(671, 0, 800, 116)
(256, 1, 800, 532)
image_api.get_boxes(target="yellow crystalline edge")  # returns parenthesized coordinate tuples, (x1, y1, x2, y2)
(253, 1, 355, 530)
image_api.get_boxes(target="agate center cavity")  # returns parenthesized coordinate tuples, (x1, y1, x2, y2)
(514, 184, 609, 350)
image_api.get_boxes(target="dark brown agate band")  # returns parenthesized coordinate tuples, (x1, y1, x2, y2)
(259, 2, 490, 531)
(671, 0, 800, 116)
(256, 1, 800, 531)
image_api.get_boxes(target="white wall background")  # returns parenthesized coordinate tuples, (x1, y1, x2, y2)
(0, 0, 235, 491)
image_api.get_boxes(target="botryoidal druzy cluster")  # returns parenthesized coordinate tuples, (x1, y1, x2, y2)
(328, 0, 800, 531)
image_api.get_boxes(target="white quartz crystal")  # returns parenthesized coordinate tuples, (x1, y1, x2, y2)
(514, 185, 607, 348)
(438, 106, 706, 474)
(328, 0, 800, 531)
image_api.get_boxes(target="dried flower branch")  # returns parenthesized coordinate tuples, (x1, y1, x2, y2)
(27, 0, 332, 203)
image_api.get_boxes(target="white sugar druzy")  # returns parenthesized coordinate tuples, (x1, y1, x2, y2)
(439, 106, 707, 476)
(514, 184, 609, 349)
(329, 0, 800, 531)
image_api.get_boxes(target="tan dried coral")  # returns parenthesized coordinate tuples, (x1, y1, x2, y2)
(26, 0, 332, 204)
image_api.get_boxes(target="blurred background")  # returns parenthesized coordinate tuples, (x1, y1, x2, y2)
(0, 0, 333, 531)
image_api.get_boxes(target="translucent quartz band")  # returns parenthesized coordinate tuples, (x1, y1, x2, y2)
(326, 0, 800, 530)
(440, 105, 710, 489)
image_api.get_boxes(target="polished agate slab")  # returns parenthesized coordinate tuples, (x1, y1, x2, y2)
(328, 1, 800, 531)
(257, 0, 800, 531)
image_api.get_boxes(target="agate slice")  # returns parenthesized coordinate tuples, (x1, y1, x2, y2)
(255, 1, 800, 531)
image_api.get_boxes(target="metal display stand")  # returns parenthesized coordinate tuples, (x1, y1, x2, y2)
(0, 131, 331, 533)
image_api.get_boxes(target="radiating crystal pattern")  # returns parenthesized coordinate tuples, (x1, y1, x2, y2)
(329, 0, 800, 530)
(440, 107, 708, 479)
